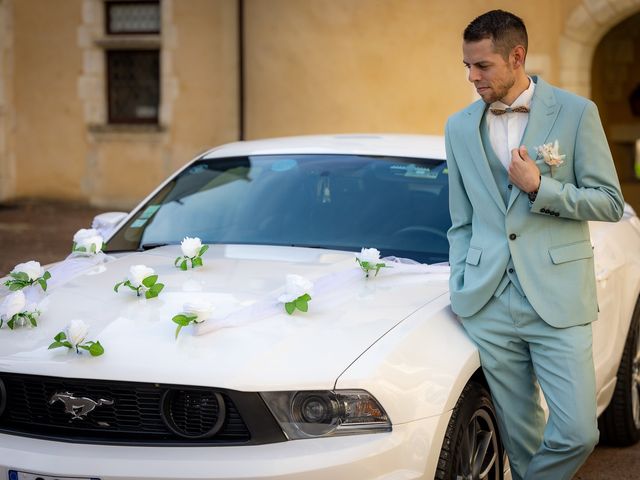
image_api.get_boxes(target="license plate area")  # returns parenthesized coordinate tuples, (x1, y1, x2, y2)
(8, 472, 100, 480)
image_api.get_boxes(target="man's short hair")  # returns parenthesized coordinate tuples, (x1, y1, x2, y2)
(464, 10, 528, 60)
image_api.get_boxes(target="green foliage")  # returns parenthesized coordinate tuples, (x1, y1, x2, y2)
(145, 282, 164, 299)
(142, 275, 158, 288)
(284, 293, 312, 315)
(355, 258, 388, 278)
(172, 313, 198, 339)
(115, 276, 164, 299)
(175, 244, 209, 270)
(48, 332, 73, 350)
(3, 269, 52, 291)
(79, 341, 104, 357)
(48, 331, 104, 356)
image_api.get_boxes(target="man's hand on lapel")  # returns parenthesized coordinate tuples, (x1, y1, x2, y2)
(508, 145, 541, 193)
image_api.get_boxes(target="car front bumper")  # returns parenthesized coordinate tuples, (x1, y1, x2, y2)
(0, 413, 450, 480)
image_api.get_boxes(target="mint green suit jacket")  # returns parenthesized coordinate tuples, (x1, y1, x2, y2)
(445, 76, 624, 328)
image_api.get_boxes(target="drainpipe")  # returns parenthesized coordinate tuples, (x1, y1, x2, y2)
(238, 0, 245, 141)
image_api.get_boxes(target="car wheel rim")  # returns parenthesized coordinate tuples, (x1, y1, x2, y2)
(632, 326, 640, 430)
(455, 408, 500, 480)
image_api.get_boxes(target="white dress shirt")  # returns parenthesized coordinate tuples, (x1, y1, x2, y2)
(487, 77, 535, 170)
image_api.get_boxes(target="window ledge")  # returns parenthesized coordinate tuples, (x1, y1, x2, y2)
(88, 123, 167, 142)
(95, 36, 161, 49)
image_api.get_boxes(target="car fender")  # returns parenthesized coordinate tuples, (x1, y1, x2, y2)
(334, 292, 482, 424)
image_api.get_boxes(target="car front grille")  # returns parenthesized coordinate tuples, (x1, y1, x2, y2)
(0, 372, 284, 445)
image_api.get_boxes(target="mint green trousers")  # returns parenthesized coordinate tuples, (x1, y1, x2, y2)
(461, 283, 599, 480)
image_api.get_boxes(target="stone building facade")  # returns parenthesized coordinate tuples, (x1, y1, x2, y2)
(0, 0, 639, 210)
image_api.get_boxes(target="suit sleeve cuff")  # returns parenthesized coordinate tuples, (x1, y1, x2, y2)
(529, 175, 562, 216)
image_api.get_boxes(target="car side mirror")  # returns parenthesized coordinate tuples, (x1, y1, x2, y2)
(92, 211, 128, 239)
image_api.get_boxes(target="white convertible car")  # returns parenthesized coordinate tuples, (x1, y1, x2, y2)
(0, 135, 639, 480)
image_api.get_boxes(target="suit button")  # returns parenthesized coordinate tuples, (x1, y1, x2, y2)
(554, 212, 560, 217)
(508, 268, 514, 274)
(509, 233, 516, 240)
(540, 208, 545, 213)
(508, 184, 513, 190)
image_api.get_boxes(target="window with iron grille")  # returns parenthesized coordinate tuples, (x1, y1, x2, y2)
(106, 0, 160, 35)
(107, 49, 160, 124)
(103, 1, 161, 125)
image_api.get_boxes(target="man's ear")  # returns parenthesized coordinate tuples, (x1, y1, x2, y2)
(511, 45, 526, 69)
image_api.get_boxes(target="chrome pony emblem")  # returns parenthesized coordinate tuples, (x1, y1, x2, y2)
(49, 391, 114, 420)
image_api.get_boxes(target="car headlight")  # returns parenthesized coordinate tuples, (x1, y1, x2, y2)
(260, 389, 391, 439)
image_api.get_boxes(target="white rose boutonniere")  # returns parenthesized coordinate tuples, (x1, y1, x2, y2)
(0, 290, 41, 329)
(4, 260, 51, 291)
(114, 265, 165, 299)
(278, 274, 313, 315)
(175, 237, 209, 270)
(172, 299, 213, 339)
(355, 248, 388, 278)
(537, 140, 566, 167)
(72, 228, 105, 255)
(48, 319, 104, 356)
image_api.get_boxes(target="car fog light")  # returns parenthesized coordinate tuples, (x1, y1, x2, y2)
(261, 389, 391, 439)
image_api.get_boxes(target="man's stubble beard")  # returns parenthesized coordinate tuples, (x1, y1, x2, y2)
(481, 72, 516, 105)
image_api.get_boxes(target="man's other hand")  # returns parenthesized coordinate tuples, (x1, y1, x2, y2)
(508, 145, 541, 193)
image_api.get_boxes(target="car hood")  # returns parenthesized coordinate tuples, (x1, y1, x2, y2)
(0, 245, 448, 391)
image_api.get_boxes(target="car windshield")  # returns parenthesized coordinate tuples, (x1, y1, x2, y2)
(106, 154, 451, 263)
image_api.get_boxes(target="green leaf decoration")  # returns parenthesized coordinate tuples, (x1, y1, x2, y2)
(54, 331, 67, 342)
(75, 246, 87, 252)
(300, 293, 312, 302)
(199, 244, 209, 256)
(180, 259, 188, 271)
(174, 325, 184, 339)
(174, 256, 182, 266)
(284, 301, 296, 315)
(192, 256, 203, 268)
(145, 283, 164, 299)
(87, 341, 104, 357)
(37, 278, 47, 291)
(114, 281, 124, 292)
(28, 315, 37, 327)
(48, 341, 65, 350)
(172, 314, 193, 326)
(142, 275, 158, 288)
(12, 272, 29, 282)
(7, 319, 14, 330)
(42, 271, 51, 280)
(90, 244, 97, 253)
(8, 283, 23, 291)
(294, 297, 309, 312)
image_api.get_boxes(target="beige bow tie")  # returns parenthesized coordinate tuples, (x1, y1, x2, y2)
(490, 106, 530, 115)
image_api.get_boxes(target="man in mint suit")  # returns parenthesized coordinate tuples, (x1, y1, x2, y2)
(446, 10, 624, 480)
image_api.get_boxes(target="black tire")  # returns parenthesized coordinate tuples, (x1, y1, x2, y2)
(598, 296, 640, 446)
(435, 381, 503, 480)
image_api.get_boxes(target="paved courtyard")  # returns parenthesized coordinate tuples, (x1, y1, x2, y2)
(0, 199, 639, 478)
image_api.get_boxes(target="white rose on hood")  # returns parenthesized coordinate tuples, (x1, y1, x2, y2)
(0, 290, 26, 319)
(181, 237, 202, 258)
(356, 248, 381, 264)
(73, 228, 104, 253)
(67, 319, 89, 347)
(183, 299, 213, 323)
(12, 260, 44, 281)
(127, 265, 155, 288)
(278, 274, 313, 303)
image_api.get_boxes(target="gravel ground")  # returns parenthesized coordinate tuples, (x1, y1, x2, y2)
(0, 199, 638, 477)
(0, 200, 107, 276)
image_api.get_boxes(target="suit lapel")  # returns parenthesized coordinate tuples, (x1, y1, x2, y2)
(507, 76, 561, 211)
(464, 101, 507, 215)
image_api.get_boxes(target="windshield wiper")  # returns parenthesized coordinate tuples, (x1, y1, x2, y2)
(139, 242, 173, 251)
